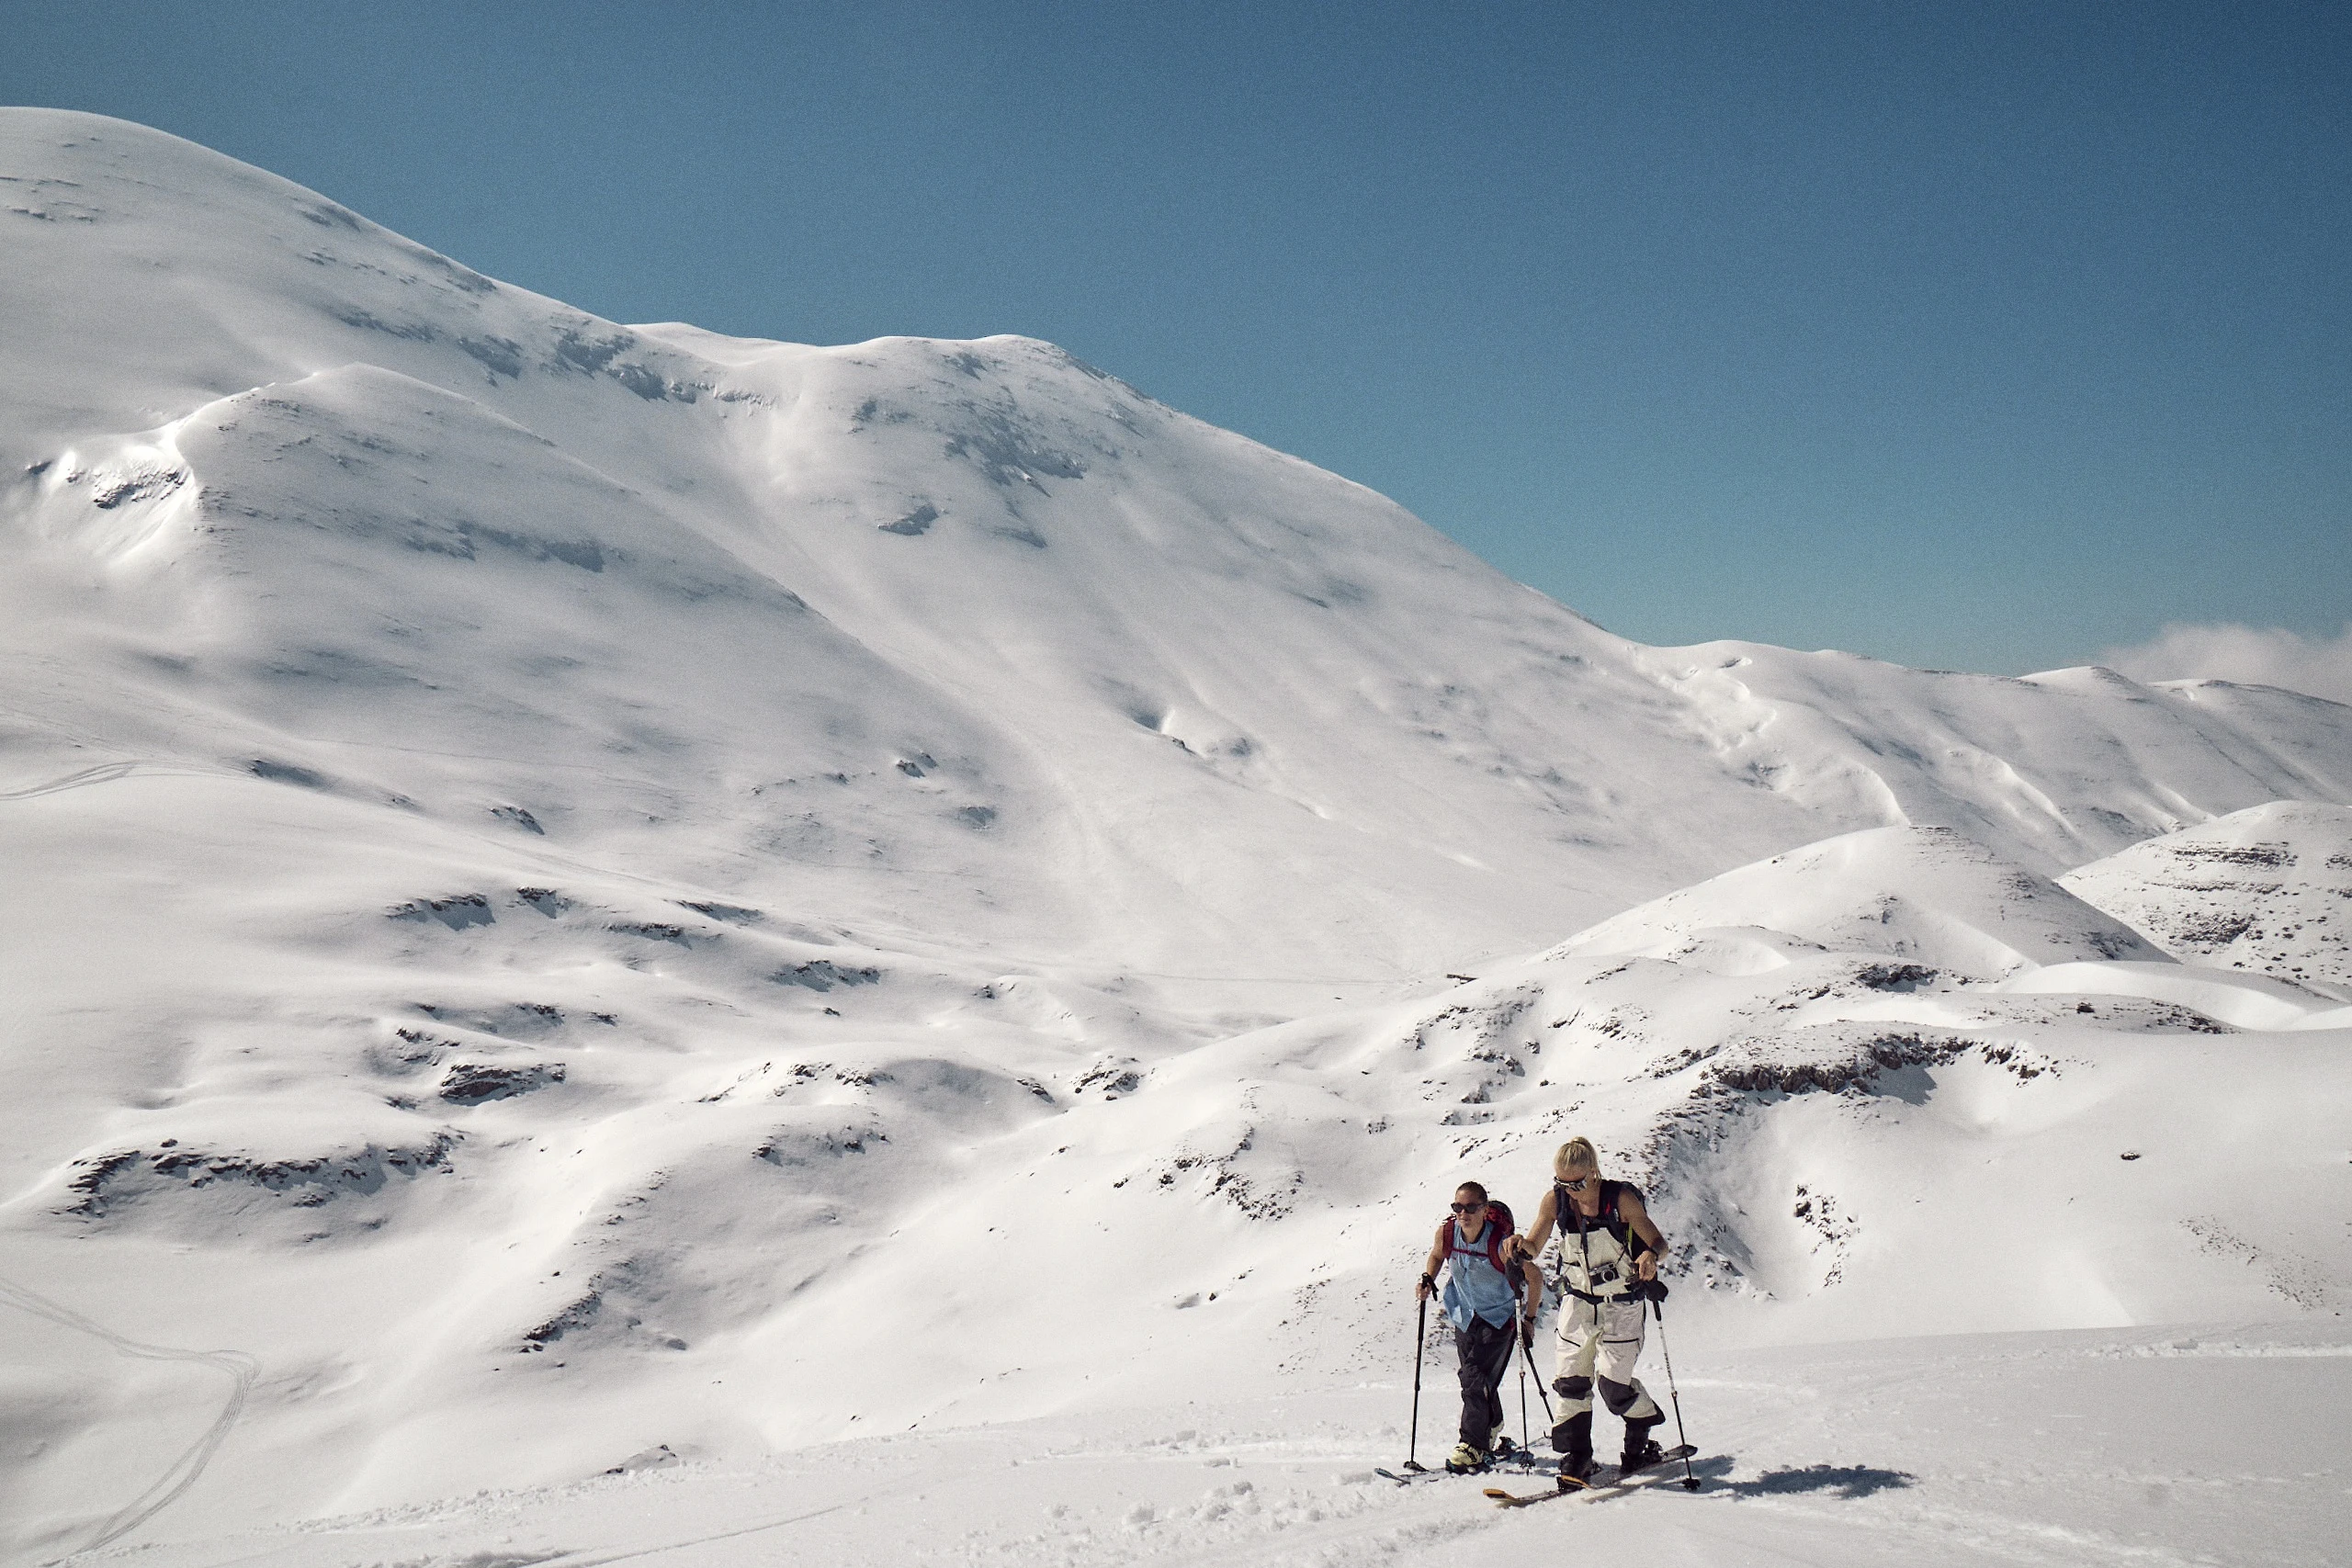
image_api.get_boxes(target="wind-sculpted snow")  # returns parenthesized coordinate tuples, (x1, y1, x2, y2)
(1553, 824, 2166, 973)
(3, 108, 2351, 1554)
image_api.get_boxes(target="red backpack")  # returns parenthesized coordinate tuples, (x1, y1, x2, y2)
(1441, 1201, 1523, 1296)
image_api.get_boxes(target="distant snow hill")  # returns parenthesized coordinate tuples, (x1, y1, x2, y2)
(2063, 801, 2352, 994)
(3, 108, 2349, 1555)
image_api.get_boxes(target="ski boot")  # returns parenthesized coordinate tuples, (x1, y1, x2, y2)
(1445, 1440, 1489, 1473)
(1618, 1415, 1665, 1475)
(1551, 1410, 1594, 1486)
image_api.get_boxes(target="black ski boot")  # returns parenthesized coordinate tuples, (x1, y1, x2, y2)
(1618, 1415, 1664, 1475)
(1551, 1411, 1593, 1485)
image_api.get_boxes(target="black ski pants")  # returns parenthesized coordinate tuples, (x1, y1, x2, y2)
(1454, 1314, 1518, 1448)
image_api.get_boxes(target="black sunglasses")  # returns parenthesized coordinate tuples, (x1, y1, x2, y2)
(1450, 1201, 1484, 1213)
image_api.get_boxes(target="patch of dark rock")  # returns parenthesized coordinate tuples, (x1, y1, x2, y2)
(773, 961, 882, 992)
(439, 1062, 565, 1104)
(89, 468, 186, 508)
(63, 1132, 459, 1218)
(330, 306, 435, 341)
(492, 805, 546, 835)
(1708, 1032, 1980, 1096)
(410, 248, 497, 294)
(612, 361, 671, 400)
(447, 521, 604, 572)
(2173, 844, 2293, 868)
(300, 201, 364, 231)
(612, 921, 689, 944)
(755, 1124, 887, 1165)
(250, 758, 330, 789)
(848, 396, 916, 431)
(677, 899, 764, 923)
(1073, 1059, 1143, 1098)
(525, 1292, 602, 1346)
(943, 412, 1086, 492)
(516, 887, 569, 915)
(387, 894, 494, 931)
(458, 335, 526, 378)
(880, 502, 940, 536)
(1854, 964, 1937, 992)
(956, 805, 998, 829)
(389, 1027, 458, 1065)
(2170, 913, 2255, 946)
(553, 325, 633, 376)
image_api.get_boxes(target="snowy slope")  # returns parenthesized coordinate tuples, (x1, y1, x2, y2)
(5, 108, 2352, 1561)
(40, 1320, 2350, 1568)
(8, 107, 2352, 981)
(2061, 800, 2352, 996)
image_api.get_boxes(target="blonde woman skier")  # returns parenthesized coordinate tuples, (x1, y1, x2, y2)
(1508, 1137, 1668, 1483)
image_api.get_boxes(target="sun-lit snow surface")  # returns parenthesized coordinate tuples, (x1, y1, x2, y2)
(4, 109, 2352, 1562)
(40, 1321, 2352, 1568)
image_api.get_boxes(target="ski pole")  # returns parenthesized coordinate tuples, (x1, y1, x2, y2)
(1405, 1289, 1429, 1471)
(1519, 1317, 1555, 1424)
(1517, 1338, 1529, 1451)
(1647, 1289, 1700, 1491)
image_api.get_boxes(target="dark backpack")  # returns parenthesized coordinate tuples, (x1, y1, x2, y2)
(1441, 1201, 1523, 1295)
(1556, 1179, 1638, 1245)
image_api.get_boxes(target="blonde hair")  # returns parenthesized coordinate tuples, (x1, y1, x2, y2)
(1553, 1137, 1599, 1179)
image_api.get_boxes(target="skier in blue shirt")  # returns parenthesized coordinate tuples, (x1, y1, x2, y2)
(1417, 1179, 1544, 1472)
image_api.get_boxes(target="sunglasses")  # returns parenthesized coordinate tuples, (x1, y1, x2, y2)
(1563, 1175, 1594, 1190)
(1450, 1201, 1484, 1213)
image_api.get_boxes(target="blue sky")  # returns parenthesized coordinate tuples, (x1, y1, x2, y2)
(7, 1, 2346, 674)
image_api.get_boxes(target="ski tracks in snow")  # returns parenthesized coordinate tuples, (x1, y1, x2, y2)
(0, 1275, 257, 1558)
(37, 1323, 2352, 1568)
(0, 762, 144, 800)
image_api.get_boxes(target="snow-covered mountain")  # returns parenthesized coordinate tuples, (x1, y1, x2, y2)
(2062, 801, 2352, 995)
(4, 108, 2350, 1560)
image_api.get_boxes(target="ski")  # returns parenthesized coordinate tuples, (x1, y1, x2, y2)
(1481, 1446, 1697, 1507)
(1378, 1443, 1553, 1487)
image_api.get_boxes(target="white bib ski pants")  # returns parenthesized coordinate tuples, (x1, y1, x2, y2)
(1552, 1292, 1660, 1421)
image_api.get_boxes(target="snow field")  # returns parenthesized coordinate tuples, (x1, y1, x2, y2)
(43, 1321, 2352, 1568)
(5, 108, 2352, 1561)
